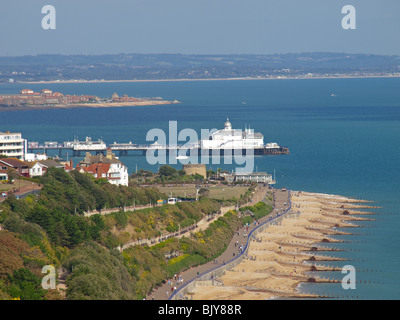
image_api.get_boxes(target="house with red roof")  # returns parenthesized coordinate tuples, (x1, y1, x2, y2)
(0, 158, 30, 178)
(76, 149, 129, 186)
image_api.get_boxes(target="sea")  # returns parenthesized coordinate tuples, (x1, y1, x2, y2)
(1, 77, 399, 299)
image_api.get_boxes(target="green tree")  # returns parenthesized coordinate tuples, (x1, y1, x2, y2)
(159, 165, 176, 177)
(7, 268, 45, 300)
(7, 168, 18, 183)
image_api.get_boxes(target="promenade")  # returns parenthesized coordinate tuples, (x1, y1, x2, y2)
(146, 187, 290, 300)
(0, 181, 42, 203)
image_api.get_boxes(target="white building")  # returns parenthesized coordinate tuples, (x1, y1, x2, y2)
(77, 150, 129, 186)
(28, 162, 44, 177)
(234, 172, 274, 184)
(108, 161, 129, 186)
(221, 172, 275, 184)
(73, 137, 107, 151)
(24, 153, 48, 162)
(200, 119, 264, 150)
(0, 131, 27, 160)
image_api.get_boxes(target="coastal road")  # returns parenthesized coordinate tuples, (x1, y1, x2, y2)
(146, 188, 290, 300)
(0, 182, 42, 203)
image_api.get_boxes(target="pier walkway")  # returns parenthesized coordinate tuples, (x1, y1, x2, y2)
(27, 138, 288, 157)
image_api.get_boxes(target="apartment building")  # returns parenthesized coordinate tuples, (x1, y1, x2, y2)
(0, 131, 26, 160)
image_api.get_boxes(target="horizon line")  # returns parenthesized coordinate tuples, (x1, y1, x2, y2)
(0, 51, 399, 59)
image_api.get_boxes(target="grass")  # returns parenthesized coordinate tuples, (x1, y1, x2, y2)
(156, 185, 249, 200)
(0, 179, 35, 192)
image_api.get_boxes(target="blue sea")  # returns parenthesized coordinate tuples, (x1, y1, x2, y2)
(1, 78, 399, 299)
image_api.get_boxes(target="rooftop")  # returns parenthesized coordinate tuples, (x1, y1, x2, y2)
(0, 158, 28, 167)
(38, 159, 65, 168)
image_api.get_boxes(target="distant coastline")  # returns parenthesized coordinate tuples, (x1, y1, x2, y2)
(0, 88, 180, 111)
(3, 52, 399, 85)
(18, 74, 400, 84)
(0, 100, 180, 112)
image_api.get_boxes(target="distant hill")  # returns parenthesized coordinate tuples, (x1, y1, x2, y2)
(0, 52, 399, 82)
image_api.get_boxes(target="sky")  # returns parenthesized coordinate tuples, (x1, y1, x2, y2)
(0, 0, 399, 57)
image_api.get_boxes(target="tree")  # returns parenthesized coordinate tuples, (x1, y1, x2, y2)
(158, 165, 176, 178)
(7, 168, 18, 183)
(7, 268, 45, 300)
(198, 188, 210, 198)
(53, 221, 70, 247)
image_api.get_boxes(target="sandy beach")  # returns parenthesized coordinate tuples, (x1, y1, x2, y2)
(19, 74, 400, 85)
(186, 191, 375, 300)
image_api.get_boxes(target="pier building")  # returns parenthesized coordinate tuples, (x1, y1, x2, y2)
(200, 119, 264, 150)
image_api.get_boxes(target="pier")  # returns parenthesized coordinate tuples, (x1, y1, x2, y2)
(27, 137, 289, 157)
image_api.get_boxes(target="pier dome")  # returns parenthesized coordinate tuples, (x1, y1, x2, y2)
(224, 118, 232, 130)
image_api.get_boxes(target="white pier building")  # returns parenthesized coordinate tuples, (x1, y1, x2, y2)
(200, 119, 264, 150)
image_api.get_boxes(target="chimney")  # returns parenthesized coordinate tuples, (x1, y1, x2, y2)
(106, 148, 113, 159)
(85, 152, 91, 163)
(97, 164, 102, 179)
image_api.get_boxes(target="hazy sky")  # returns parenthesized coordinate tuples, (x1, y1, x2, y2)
(0, 0, 399, 56)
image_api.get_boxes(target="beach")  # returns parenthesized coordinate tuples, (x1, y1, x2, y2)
(185, 191, 375, 300)
(19, 74, 400, 85)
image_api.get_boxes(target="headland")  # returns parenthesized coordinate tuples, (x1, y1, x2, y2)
(0, 89, 179, 111)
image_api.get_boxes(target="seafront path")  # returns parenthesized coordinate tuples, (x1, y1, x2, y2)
(146, 188, 291, 300)
(0, 181, 42, 203)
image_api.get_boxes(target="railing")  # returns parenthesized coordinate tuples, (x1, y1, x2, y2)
(169, 190, 292, 300)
